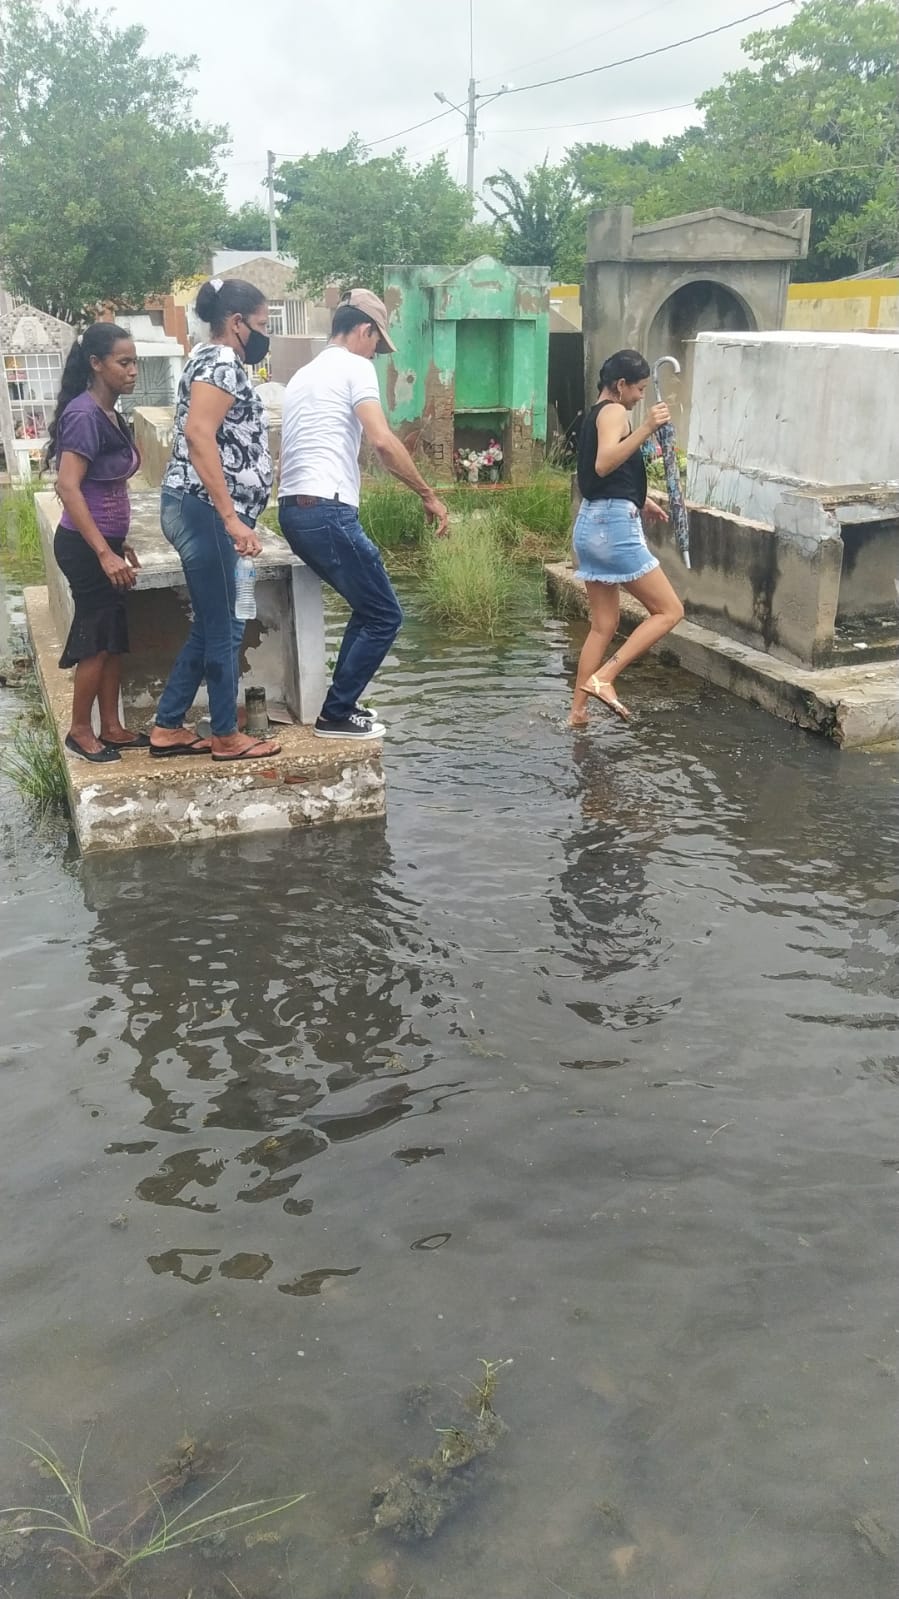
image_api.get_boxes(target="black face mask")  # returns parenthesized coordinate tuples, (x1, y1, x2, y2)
(238, 321, 270, 366)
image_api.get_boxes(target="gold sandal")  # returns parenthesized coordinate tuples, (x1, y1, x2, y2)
(582, 676, 630, 721)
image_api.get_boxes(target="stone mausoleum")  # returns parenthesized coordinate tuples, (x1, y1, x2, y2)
(582, 205, 810, 435)
(380, 256, 550, 482)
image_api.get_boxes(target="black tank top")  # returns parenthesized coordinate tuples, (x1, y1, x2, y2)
(577, 400, 647, 508)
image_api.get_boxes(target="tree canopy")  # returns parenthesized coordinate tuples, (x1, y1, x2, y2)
(276, 137, 491, 294)
(567, 0, 898, 279)
(218, 202, 272, 254)
(482, 159, 583, 280)
(0, 0, 228, 319)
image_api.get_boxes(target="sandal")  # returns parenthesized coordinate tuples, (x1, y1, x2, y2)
(149, 737, 212, 759)
(211, 739, 281, 763)
(581, 676, 631, 721)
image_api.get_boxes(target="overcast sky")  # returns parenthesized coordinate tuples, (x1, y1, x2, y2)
(112, 0, 799, 206)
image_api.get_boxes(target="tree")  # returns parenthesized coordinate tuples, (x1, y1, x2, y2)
(218, 202, 272, 253)
(276, 137, 477, 293)
(482, 159, 586, 280)
(0, 0, 229, 319)
(568, 0, 898, 278)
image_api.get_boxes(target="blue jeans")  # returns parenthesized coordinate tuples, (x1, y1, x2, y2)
(278, 499, 403, 722)
(155, 490, 247, 737)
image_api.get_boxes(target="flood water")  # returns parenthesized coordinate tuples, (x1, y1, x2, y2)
(1, 577, 897, 1599)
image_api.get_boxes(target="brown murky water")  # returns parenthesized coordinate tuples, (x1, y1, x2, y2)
(1, 578, 897, 1598)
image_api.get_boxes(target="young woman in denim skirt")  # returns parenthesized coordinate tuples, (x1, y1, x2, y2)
(149, 277, 281, 762)
(569, 349, 684, 727)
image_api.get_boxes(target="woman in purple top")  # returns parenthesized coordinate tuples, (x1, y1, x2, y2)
(46, 322, 144, 763)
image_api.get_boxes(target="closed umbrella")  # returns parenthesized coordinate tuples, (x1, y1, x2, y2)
(651, 355, 690, 570)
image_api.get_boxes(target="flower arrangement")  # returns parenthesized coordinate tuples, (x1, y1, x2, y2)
(453, 439, 504, 484)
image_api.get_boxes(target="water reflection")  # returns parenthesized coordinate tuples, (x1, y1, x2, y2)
(1, 594, 897, 1599)
(79, 823, 462, 1299)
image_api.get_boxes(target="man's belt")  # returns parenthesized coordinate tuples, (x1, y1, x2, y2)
(278, 493, 344, 508)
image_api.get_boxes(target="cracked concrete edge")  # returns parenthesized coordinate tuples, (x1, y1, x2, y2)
(23, 585, 388, 852)
(545, 562, 898, 750)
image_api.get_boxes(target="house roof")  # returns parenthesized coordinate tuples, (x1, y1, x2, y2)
(846, 260, 898, 280)
(0, 303, 75, 352)
(211, 250, 297, 273)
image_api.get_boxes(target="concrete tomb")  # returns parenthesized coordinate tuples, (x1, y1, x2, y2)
(27, 491, 386, 852)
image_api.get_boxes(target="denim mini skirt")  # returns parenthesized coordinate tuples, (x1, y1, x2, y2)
(572, 497, 659, 585)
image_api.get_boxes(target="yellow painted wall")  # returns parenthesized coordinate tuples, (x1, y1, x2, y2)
(786, 278, 898, 332)
(550, 282, 582, 331)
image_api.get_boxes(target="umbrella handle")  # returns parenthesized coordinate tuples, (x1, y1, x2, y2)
(651, 354, 681, 404)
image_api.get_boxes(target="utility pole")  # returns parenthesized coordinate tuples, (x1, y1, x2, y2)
(465, 78, 477, 195)
(435, 3, 511, 196)
(266, 150, 278, 254)
(436, 77, 511, 195)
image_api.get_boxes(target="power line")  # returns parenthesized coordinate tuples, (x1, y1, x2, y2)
(367, 107, 455, 149)
(478, 0, 681, 90)
(502, 1, 799, 97)
(361, 0, 794, 162)
(493, 100, 697, 136)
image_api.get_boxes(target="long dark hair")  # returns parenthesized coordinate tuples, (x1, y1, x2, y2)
(45, 322, 131, 466)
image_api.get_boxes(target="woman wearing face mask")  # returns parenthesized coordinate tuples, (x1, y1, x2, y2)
(149, 277, 281, 762)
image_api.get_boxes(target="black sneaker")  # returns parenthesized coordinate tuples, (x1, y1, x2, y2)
(314, 711, 385, 740)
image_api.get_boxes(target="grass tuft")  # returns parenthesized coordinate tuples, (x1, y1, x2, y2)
(419, 513, 533, 636)
(500, 472, 571, 537)
(1, 1433, 305, 1596)
(359, 479, 426, 549)
(0, 485, 46, 582)
(0, 714, 68, 809)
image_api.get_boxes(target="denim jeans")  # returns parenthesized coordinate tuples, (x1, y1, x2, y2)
(155, 489, 248, 737)
(278, 499, 403, 722)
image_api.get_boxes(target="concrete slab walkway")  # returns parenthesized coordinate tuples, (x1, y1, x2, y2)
(25, 587, 386, 853)
(545, 561, 897, 749)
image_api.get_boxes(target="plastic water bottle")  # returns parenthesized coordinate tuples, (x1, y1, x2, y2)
(234, 555, 256, 621)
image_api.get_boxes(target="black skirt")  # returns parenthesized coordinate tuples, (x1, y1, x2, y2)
(53, 528, 129, 669)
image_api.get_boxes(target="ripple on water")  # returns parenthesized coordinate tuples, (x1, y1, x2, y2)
(0, 578, 897, 1598)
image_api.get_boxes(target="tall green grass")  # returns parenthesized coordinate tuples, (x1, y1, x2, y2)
(358, 470, 571, 557)
(0, 714, 68, 809)
(359, 479, 426, 548)
(500, 471, 570, 536)
(0, 484, 45, 582)
(419, 513, 533, 636)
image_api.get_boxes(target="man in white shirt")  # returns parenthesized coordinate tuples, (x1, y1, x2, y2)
(279, 289, 448, 740)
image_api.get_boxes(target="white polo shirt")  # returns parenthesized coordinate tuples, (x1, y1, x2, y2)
(279, 345, 380, 509)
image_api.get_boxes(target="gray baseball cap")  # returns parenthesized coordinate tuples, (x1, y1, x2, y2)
(339, 288, 397, 354)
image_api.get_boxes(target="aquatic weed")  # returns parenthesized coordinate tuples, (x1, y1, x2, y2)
(0, 1432, 305, 1594)
(372, 1358, 511, 1542)
(0, 714, 68, 809)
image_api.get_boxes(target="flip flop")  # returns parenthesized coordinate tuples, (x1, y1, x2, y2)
(65, 734, 121, 764)
(211, 739, 282, 763)
(582, 676, 631, 721)
(101, 732, 151, 749)
(148, 738, 212, 759)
